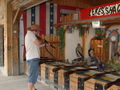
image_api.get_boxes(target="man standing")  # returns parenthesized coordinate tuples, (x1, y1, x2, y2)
(25, 24, 44, 90)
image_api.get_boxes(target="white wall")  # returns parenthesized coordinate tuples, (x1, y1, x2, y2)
(65, 26, 95, 62)
(65, 29, 82, 62)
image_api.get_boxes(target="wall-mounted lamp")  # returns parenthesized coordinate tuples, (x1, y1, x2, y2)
(92, 21, 100, 28)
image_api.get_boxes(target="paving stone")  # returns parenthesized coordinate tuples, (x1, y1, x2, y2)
(0, 75, 55, 90)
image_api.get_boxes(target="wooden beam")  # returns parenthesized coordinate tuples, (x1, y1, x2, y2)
(13, 7, 23, 25)
(3, 0, 19, 76)
(0, 19, 4, 25)
(11, 0, 47, 10)
(12, 22, 19, 75)
(50, 0, 93, 8)
(4, 1, 13, 76)
(7, 0, 13, 3)
(0, 0, 5, 25)
(105, 23, 120, 30)
(0, 15, 4, 25)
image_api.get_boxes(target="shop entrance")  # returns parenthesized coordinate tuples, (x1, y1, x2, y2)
(0, 27, 4, 67)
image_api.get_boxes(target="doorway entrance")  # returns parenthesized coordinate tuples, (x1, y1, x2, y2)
(0, 27, 4, 67)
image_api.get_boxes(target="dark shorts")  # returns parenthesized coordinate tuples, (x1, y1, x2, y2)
(27, 58, 40, 84)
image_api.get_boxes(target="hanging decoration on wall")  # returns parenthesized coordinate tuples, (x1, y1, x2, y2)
(106, 29, 119, 42)
(106, 28, 120, 59)
(110, 31, 119, 42)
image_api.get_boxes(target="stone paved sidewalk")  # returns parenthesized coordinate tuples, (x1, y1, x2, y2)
(0, 75, 55, 90)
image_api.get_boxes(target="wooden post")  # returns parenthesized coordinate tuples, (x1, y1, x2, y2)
(3, 0, 19, 76)
(12, 22, 19, 75)
(82, 28, 87, 56)
(4, 1, 13, 76)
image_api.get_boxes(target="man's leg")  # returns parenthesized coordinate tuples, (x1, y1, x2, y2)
(28, 83, 34, 90)
(27, 59, 39, 90)
(28, 83, 36, 90)
(32, 84, 36, 90)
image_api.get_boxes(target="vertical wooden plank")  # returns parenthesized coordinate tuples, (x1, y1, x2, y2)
(4, 1, 13, 76)
(50, 34, 53, 58)
(82, 30, 85, 56)
(90, 39, 109, 61)
(40, 35, 44, 57)
(101, 40, 103, 61)
(39, 35, 64, 60)
(46, 35, 51, 58)
(3, 1, 19, 76)
(52, 35, 56, 58)
(12, 22, 19, 75)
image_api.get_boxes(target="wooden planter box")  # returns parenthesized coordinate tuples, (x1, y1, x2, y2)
(40, 63, 120, 90)
(58, 68, 73, 89)
(93, 74, 120, 90)
(58, 67, 88, 90)
(70, 70, 120, 90)
(70, 70, 105, 90)
(45, 64, 59, 85)
(44, 62, 71, 86)
(107, 84, 120, 90)
(40, 63, 46, 81)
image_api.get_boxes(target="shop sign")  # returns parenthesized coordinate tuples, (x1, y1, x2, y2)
(80, 1, 120, 20)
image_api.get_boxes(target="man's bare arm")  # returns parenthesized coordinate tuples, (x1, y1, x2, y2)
(33, 39, 45, 47)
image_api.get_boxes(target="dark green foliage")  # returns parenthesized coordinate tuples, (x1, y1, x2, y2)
(75, 24, 84, 37)
(56, 27, 65, 55)
(95, 28, 105, 40)
(105, 60, 120, 71)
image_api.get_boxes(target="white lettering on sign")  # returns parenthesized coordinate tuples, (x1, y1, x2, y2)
(90, 3, 120, 16)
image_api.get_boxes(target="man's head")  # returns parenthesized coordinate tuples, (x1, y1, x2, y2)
(27, 24, 40, 35)
(31, 24, 39, 31)
(27, 24, 39, 31)
(89, 48, 94, 57)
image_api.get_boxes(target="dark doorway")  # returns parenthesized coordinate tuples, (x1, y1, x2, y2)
(0, 27, 4, 66)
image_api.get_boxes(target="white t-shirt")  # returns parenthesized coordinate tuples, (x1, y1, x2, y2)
(25, 31, 40, 60)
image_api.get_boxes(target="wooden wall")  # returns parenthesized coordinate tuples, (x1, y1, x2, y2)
(91, 40, 109, 61)
(40, 35, 65, 60)
(0, 0, 4, 25)
(2, 0, 19, 76)
(51, 0, 92, 8)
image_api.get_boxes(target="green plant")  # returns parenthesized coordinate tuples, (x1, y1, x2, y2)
(95, 28, 105, 40)
(105, 60, 120, 71)
(103, 38, 109, 48)
(56, 26, 65, 55)
(76, 24, 84, 37)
